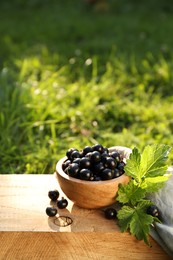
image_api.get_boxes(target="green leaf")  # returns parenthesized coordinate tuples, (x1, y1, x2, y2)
(129, 208, 153, 245)
(117, 205, 135, 232)
(124, 147, 141, 182)
(140, 144, 171, 178)
(118, 201, 154, 245)
(116, 144, 171, 246)
(117, 180, 146, 206)
(140, 174, 171, 193)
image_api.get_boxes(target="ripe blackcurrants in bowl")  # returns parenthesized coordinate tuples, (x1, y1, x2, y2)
(56, 145, 132, 209)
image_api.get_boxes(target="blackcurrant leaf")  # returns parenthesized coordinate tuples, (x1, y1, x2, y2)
(117, 180, 146, 206)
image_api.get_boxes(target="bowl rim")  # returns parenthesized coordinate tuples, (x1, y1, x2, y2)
(56, 146, 132, 185)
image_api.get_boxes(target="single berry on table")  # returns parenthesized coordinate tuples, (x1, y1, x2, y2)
(57, 197, 68, 209)
(46, 207, 57, 217)
(104, 208, 117, 219)
(48, 190, 59, 201)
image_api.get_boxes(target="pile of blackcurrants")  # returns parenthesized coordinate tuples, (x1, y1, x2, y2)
(62, 144, 126, 181)
(46, 189, 68, 217)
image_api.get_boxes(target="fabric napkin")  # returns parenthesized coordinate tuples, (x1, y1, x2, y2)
(148, 167, 173, 258)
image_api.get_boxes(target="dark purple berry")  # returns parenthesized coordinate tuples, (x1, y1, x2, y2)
(66, 148, 78, 159)
(71, 150, 81, 160)
(117, 162, 126, 172)
(67, 163, 79, 177)
(104, 157, 117, 169)
(104, 208, 117, 219)
(48, 190, 59, 201)
(92, 162, 104, 174)
(90, 151, 101, 163)
(110, 151, 121, 162)
(147, 205, 160, 218)
(103, 147, 109, 154)
(101, 153, 110, 162)
(80, 168, 92, 180)
(73, 158, 81, 165)
(46, 207, 57, 217)
(85, 152, 93, 159)
(57, 197, 68, 209)
(113, 168, 122, 178)
(94, 175, 102, 181)
(92, 144, 104, 153)
(83, 146, 93, 155)
(80, 157, 91, 169)
(101, 168, 114, 180)
(62, 159, 71, 170)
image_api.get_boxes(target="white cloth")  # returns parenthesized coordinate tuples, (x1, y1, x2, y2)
(148, 167, 173, 258)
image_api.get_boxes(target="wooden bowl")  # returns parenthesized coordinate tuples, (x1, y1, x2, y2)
(55, 146, 132, 209)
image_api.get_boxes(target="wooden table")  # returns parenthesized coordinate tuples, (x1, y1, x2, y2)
(0, 174, 171, 260)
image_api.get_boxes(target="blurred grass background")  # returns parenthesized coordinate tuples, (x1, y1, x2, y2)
(1, 0, 173, 174)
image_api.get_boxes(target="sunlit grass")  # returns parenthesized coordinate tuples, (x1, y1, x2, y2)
(1, 0, 173, 173)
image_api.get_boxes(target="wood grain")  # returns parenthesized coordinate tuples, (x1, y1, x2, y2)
(1, 232, 171, 260)
(0, 174, 171, 259)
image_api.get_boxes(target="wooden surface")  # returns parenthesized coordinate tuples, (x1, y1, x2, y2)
(0, 174, 171, 260)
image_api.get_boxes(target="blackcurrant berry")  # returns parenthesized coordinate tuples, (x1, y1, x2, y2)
(101, 152, 110, 162)
(48, 190, 60, 201)
(90, 151, 101, 163)
(46, 207, 57, 217)
(92, 144, 104, 153)
(83, 146, 93, 155)
(92, 162, 104, 174)
(80, 157, 91, 169)
(101, 168, 114, 180)
(102, 147, 109, 154)
(80, 168, 92, 180)
(104, 157, 117, 169)
(73, 158, 81, 165)
(85, 152, 93, 159)
(93, 175, 101, 181)
(62, 159, 71, 171)
(113, 168, 122, 178)
(57, 197, 68, 209)
(71, 150, 81, 160)
(66, 148, 78, 160)
(66, 163, 79, 177)
(117, 162, 125, 172)
(147, 205, 160, 218)
(104, 208, 117, 219)
(110, 151, 121, 162)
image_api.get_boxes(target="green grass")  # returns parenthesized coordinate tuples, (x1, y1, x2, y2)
(1, 0, 173, 174)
